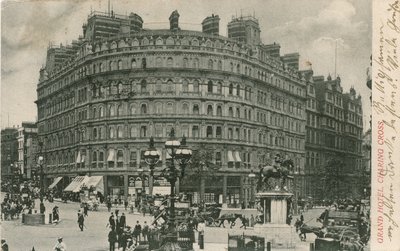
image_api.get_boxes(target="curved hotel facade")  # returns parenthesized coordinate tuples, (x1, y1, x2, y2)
(36, 10, 308, 204)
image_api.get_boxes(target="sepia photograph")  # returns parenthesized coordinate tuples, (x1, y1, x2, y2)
(1, 0, 383, 250)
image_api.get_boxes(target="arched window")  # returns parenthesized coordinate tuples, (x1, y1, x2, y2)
(117, 126, 124, 138)
(117, 82, 123, 95)
(217, 82, 222, 94)
(109, 104, 115, 116)
(229, 84, 233, 95)
(230, 62, 234, 72)
(109, 61, 114, 71)
(193, 104, 199, 114)
(236, 64, 240, 73)
(193, 80, 199, 93)
(236, 108, 240, 118)
(236, 84, 240, 96)
(208, 59, 213, 69)
(140, 126, 147, 137)
(155, 103, 162, 114)
(228, 107, 233, 117)
(93, 128, 97, 139)
(166, 79, 174, 93)
(130, 126, 137, 138)
(207, 105, 213, 116)
(218, 60, 222, 70)
(140, 80, 147, 93)
(183, 58, 188, 68)
(166, 103, 173, 114)
(92, 107, 97, 119)
(193, 58, 199, 69)
(206, 126, 213, 138)
(248, 110, 252, 120)
(192, 126, 199, 138)
(117, 150, 124, 167)
(109, 127, 115, 138)
(217, 106, 222, 116)
(118, 60, 122, 70)
(117, 105, 123, 116)
(167, 57, 173, 67)
(182, 80, 188, 92)
(216, 127, 222, 138)
(155, 79, 162, 93)
(141, 104, 147, 114)
(131, 59, 137, 68)
(207, 81, 213, 93)
(182, 103, 189, 114)
(130, 104, 137, 115)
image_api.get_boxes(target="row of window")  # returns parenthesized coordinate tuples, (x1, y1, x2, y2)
(41, 50, 304, 102)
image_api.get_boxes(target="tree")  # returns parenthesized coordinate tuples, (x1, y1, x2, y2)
(322, 157, 344, 200)
(181, 148, 220, 203)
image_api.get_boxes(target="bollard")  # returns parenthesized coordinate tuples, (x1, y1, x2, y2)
(310, 243, 315, 251)
(199, 233, 204, 249)
(22, 213, 25, 224)
(49, 213, 52, 224)
(266, 242, 271, 251)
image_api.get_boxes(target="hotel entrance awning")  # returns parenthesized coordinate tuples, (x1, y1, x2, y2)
(48, 177, 62, 189)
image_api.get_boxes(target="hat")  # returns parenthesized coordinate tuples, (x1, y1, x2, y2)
(58, 237, 63, 240)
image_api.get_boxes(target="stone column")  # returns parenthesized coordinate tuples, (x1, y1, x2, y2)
(222, 175, 227, 203)
(124, 174, 129, 201)
(200, 177, 205, 202)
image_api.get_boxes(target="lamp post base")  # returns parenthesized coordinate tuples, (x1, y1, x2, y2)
(157, 234, 182, 251)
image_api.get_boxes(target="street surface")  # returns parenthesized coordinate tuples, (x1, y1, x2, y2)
(1, 197, 327, 251)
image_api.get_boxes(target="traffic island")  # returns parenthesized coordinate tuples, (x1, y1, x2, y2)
(22, 213, 45, 225)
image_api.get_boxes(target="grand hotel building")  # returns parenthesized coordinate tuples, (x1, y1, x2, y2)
(36, 10, 311, 204)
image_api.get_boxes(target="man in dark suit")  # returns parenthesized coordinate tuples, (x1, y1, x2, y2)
(77, 210, 85, 231)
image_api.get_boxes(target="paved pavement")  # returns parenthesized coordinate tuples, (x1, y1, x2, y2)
(1, 197, 325, 251)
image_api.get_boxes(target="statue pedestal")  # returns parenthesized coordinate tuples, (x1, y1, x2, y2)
(253, 191, 296, 248)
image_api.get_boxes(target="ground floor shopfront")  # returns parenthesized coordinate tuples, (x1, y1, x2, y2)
(46, 172, 256, 206)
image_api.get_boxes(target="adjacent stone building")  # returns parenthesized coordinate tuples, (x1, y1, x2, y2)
(1, 127, 18, 181)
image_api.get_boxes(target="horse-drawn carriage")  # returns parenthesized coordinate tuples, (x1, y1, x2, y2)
(312, 209, 368, 251)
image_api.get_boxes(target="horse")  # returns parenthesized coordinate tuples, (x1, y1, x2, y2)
(217, 213, 242, 228)
(257, 159, 294, 191)
(294, 219, 325, 241)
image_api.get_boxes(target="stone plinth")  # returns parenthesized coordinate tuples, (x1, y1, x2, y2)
(22, 213, 45, 225)
(253, 191, 296, 248)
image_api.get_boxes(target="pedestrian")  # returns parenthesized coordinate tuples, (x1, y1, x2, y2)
(53, 237, 67, 251)
(124, 199, 128, 211)
(53, 206, 60, 222)
(1, 239, 8, 251)
(119, 228, 129, 251)
(107, 199, 112, 212)
(108, 228, 117, 251)
(142, 221, 149, 241)
(300, 213, 304, 223)
(83, 203, 89, 217)
(77, 210, 85, 231)
(287, 214, 293, 225)
(133, 221, 142, 244)
(120, 212, 126, 229)
(108, 212, 116, 230)
(239, 215, 247, 229)
(250, 214, 255, 227)
(40, 201, 46, 214)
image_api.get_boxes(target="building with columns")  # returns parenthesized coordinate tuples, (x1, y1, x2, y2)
(36, 10, 308, 204)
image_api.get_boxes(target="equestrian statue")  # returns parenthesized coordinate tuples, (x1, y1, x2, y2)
(257, 154, 294, 191)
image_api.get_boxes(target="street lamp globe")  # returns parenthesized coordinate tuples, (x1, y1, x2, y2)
(175, 135, 192, 166)
(165, 128, 180, 156)
(38, 156, 44, 163)
(144, 137, 161, 175)
(248, 169, 256, 178)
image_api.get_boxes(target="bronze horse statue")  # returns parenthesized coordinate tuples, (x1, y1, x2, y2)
(257, 159, 294, 191)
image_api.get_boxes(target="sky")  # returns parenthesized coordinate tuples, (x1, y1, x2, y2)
(1, 0, 372, 130)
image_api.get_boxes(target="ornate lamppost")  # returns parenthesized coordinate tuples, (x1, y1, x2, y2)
(144, 128, 192, 250)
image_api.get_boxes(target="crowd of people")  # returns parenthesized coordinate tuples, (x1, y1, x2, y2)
(106, 209, 151, 251)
